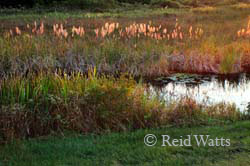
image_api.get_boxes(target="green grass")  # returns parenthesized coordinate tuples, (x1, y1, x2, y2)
(0, 6, 181, 21)
(1, 120, 250, 166)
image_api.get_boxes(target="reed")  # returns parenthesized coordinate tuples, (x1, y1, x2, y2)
(1, 17, 250, 76)
(0, 70, 248, 143)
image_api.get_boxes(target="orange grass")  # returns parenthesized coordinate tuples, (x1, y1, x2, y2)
(1, 18, 250, 76)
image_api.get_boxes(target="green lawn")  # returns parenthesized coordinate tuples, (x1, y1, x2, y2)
(1, 121, 250, 166)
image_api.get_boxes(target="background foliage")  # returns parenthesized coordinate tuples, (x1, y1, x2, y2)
(0, 0, 153, 8)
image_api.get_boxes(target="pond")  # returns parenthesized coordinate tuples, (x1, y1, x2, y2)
(148, 73, 250, 112)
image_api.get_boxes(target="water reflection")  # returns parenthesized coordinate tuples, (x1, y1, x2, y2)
(148, 73, 250, 112)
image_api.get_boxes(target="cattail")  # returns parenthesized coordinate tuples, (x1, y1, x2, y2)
(241, 28, 245, 35)
(60, 24, 64, 32)
(101, 27, 107, 38)
(157, 33, 162, 40)
(199, 28, 203, 36)
(9, 29, 13, 36)
(32, 21, 37, 33)
(15, 27, 21, 35)
(189, 26, 193, 38)
(116, 22, 119, 29)
(105, 22, 109, 29)
(38, 22, 44, 35)
(94, 28, 99, 37)
(53, 24, 57, 33)
(237, 30, 241, 37)
(119, 29, 123, 37)
(79, 27, 85, 37)
(163, 28, 167, 34)
(179, 32, 183, 40)
(152, 27, 155, 33)
(72, 26, 77, 37)
(63, 30, 68, 38)
(175, 18, 178, 28)
(172, 30, 175, 38)
(108, 26, 113, 35)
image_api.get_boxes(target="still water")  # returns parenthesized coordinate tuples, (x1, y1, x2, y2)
(148, 73, 250, 112)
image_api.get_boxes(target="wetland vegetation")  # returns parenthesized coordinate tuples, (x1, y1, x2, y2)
(1, 0, 250, 165)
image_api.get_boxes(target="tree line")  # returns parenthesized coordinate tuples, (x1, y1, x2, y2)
(0, 0, 151, 8)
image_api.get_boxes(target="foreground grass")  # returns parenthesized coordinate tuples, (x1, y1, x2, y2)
(0, 120, 250, 166)
(1, 71, 244, 143)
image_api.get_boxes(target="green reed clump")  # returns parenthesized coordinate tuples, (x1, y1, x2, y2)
(220, 45, 241, 74)
(0, 70, 165, 143)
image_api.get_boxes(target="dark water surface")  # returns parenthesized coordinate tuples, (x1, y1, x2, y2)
(148, 73, 250, 112)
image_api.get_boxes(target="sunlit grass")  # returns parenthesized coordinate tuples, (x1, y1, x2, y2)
(191, 6, 218, 13)
(231, 3, 250, 10)
(2, 15, 250, 76)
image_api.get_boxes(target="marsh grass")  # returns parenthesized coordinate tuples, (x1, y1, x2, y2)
(1, 10, 250, 77)
(1, 2, 250, 144)
(191, 6, 218, 13)
(0, 71, 162, 143)
(220, 45, 241, 74)
(0, 70, 248, 143)
(231, 2, 250, 10)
